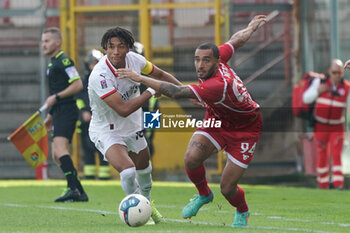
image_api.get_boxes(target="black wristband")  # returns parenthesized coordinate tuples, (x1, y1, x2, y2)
(55, 93, 61, 101)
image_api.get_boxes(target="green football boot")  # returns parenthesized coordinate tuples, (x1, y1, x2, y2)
(151, 200, 164, 223)
(182, 190, 213, 219)
(232, 210, 250, 227)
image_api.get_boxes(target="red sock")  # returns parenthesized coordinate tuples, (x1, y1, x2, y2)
(225, 186, 248, 213)
(185, 165, 211, 196)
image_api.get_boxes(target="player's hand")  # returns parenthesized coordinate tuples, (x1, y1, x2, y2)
(344, 59, 350, 71)
(117, 69, 142, 82)
(82, 111, 91, 122)
(189, 98, 204, 107)
(44, 114, 53, 132)
(318, 83, 329, 95)
(45, 95, 57, 108)
(154, 92, 161, 98)
(248, 15, 267, 31)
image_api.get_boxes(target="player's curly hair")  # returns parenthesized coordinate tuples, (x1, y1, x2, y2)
(197, 42, 219, 59)
(101, 26, 135, 50)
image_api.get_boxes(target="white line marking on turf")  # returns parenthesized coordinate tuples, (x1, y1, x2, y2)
(246, 226, 340, 233)
(265, 215, 350, 227)
(2, 202, 116, 215)
(2, 202, 348, 233)
(163, 219, 342, 233)
(38, 205, 116, 215)
(165, 218, 350, 233)
(2, 203, 27, 207)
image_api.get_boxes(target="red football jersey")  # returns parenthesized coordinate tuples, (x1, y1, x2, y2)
(188, 43, 260, 129)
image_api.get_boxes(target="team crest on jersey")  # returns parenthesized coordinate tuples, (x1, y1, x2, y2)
(100, 80, 108, 89)
(242, 154, 249, 160)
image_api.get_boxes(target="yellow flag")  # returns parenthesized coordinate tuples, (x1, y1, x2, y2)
(8, 112, 48, 168)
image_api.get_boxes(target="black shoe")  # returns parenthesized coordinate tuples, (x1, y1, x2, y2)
(329, 182, 333, 189)
(98, 177, 111, 180)
(54, 188, 81, 202)
(76, 192, 89, 202)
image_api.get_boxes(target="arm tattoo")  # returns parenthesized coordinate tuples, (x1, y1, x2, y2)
(159, 83, 194, 99)
(230, 28, 253, 48)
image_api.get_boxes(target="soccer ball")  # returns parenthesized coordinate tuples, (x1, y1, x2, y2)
(118, 194, 152, 227)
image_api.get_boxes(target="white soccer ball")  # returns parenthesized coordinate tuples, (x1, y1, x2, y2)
(118, 194, 152, 227)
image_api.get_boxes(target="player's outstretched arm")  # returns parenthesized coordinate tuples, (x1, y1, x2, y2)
(150, 65, 182, 86)
(118, 69, 195, 99)
(103, 87, 153, 117)
(344, 59, 350, 71)
(228, 15, 267, 49)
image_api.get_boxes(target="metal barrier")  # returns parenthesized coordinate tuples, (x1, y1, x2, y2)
(59, 0, 223, 65)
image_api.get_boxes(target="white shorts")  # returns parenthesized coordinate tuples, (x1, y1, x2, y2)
(89, 130, 148, 161)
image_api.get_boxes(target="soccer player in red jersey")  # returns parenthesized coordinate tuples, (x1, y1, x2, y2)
(117, 15, 266, 227)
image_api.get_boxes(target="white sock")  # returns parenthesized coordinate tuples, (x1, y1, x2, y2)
(136, 163, 152, 200)
(120, 167, 140, 195)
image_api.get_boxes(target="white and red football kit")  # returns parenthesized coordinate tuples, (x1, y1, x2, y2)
(188, 43, 262, 168)
(88, 52, 154, 157)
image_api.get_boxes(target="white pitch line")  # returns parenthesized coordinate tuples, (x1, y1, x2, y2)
(164, 218, 346, 233)
(148, 204, 350, 228)
(0, 203, 342, 233)
(246, 226, 339, 233)
(1, 203, 348, 233)
(1, 202, 117, 215)
(38, 205, 116, 216)
(265, 215, 350, 227)
(2, 202, 349, 228)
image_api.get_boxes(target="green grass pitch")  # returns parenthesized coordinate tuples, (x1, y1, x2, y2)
(0, 180, 349, 233)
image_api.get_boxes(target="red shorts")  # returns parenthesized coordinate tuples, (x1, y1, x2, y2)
(195, 113, 262, 168)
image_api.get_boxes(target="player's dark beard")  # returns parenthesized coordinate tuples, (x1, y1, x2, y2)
(202, 64, 218, 80)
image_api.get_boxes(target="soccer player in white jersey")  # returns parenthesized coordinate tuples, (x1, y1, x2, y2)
(117, 15, 266, 227)
(88, 27, 181, 223)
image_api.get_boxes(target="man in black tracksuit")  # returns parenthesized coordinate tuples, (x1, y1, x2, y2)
(42, 27, 88, 202)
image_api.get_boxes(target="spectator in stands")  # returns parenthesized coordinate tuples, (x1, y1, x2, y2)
(41, 27, 88, 202)
(117, 15, 266, 227)
(303, 59, 349, 189)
